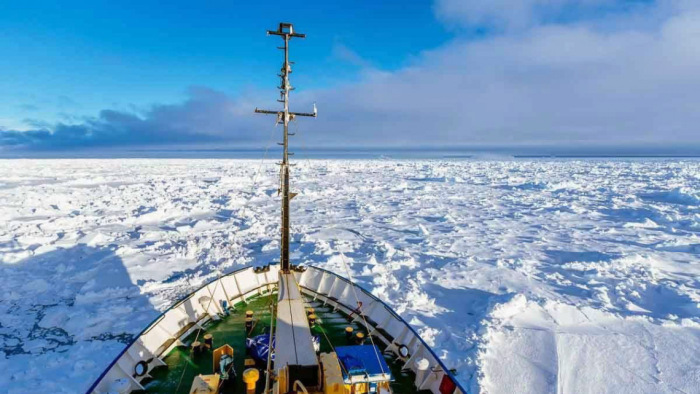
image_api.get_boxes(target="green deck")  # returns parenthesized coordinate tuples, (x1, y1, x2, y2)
(139, 292, 423, 393)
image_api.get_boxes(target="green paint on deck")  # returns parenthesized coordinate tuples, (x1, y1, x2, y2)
(307, 299, 424, 394)
(142, 292, 275, 393)
(139, 293, 422, 393)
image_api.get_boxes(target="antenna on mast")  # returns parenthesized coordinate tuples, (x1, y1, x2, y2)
(255, 23, 316, 274)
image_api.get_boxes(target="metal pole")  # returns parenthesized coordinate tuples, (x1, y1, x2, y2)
(255, 23, 316, 274)
(281, 33, 290, 273)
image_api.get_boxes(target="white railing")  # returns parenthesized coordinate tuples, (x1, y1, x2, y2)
(87, 265, 465, 394)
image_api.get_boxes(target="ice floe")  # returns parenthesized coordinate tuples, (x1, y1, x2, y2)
(0, 158, 699, 392)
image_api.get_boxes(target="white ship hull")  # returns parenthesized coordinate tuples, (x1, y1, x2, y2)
(88, 264, 466, 394)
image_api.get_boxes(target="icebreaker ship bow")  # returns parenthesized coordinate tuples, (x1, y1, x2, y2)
(87, 23, 466, 394)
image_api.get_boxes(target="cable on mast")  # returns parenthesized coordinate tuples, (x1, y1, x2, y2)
(254, 23, 317, 273)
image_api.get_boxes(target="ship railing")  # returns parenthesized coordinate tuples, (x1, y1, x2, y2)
(87, 264, 466, 394)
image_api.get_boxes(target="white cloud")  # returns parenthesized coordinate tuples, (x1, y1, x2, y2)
(434, 0, 615, 30)
(288, 0, 700, 147)
(4, 1, 700, 151)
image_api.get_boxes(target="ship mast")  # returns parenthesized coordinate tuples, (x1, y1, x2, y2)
(255, 22, 316, 274)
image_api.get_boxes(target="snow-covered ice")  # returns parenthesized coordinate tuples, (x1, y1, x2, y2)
(1, 158, 699, 393)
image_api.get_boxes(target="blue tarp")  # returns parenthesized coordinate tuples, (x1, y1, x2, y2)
(335, 345, 393, 381)
(246, 334, 275, 363)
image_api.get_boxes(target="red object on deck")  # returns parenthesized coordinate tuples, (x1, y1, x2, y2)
(439, 374, 457, 394)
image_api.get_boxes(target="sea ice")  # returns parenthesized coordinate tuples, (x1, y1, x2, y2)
(0, 158, 698, 393)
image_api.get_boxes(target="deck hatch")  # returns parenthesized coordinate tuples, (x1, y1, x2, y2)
(275, 273, 319, 373)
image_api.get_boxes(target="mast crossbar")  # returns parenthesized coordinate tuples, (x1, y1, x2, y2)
(255, 22, 316, 274)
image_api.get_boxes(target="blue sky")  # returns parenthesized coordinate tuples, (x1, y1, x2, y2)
(0, 1, 447, 126)
(1, 0, 700, 152)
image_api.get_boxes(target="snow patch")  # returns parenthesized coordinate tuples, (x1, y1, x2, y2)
(1, 158, 699, 392)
